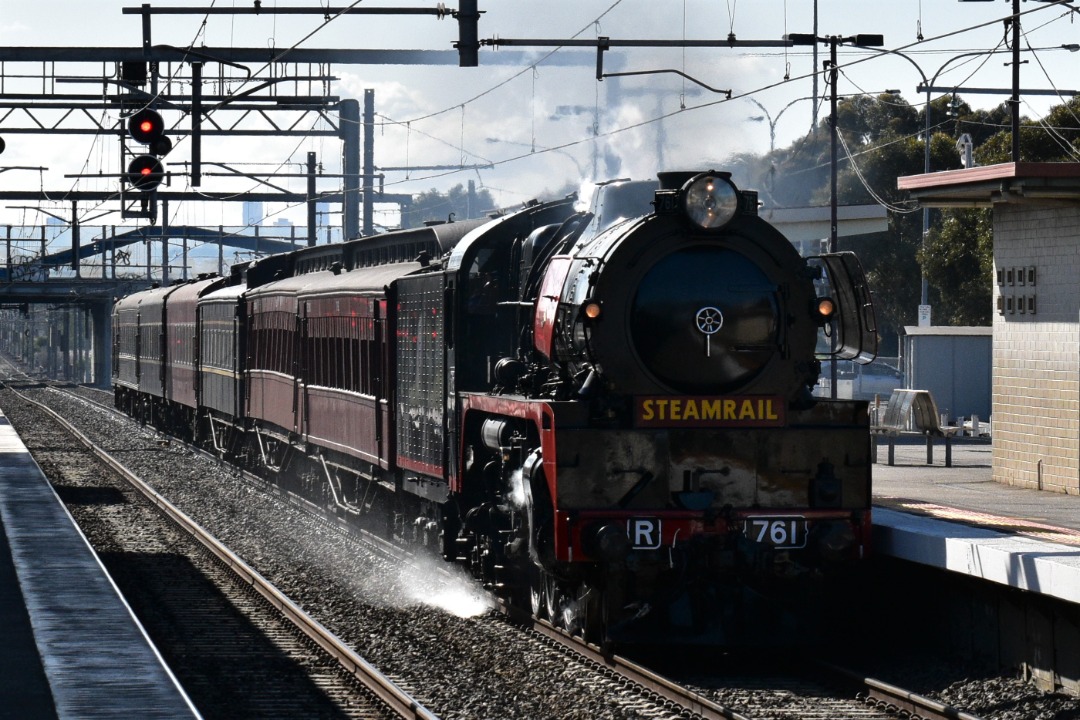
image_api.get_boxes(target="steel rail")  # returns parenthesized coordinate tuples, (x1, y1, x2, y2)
(819, 661, 987, 720)
(862, 676, 986, 720)
(15, 386, 440, 720)
(501, 605, 750, 720)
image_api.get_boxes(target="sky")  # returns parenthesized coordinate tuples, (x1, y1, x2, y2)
(0, 0, 1079, 249)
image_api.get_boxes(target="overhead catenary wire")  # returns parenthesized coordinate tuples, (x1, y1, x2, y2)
(378, 0, 1077, 191)
(81, 0, 1080, 207)
(11, 0, 1080, 242)
(834, 129, 919, 214)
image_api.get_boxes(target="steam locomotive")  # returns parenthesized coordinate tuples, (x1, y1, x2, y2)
(113, 170, 877, 644)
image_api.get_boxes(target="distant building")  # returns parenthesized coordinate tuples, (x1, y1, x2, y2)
(242, 201, 264, 227)
(45, 216, 64, 238)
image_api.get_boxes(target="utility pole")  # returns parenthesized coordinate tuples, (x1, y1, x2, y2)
(307, 152, 317, 247)
(787, 33, 884, 253)
(956, 0, 1022, 163)
(339, 98, 360, 240)
(1010, 0, 1021, 163)
(363, 90, 375, 237)
(788, 32, 884, 399)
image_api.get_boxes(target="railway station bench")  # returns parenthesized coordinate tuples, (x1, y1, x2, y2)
(871, 389, 960, 467)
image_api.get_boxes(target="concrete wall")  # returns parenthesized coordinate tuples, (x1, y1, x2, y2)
(992, 205, 1080, 494)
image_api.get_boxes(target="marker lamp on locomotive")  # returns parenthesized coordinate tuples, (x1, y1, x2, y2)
(815, 296, 837, 324)
(682, 173, 739, 230)
(583, 301, 602, 320)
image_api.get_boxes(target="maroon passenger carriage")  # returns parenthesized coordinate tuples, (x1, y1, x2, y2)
(112, 274, 224, 434)
(112, 170, 878, 645)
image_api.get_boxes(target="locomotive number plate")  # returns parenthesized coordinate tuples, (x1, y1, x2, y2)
(743, 516, 807, 549)
(627, 517, 662, 549)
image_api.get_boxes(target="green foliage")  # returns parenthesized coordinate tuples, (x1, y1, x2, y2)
(920, 209, 993, 326)
(734, 89, 1080, 344)
(401, 182, 496, 229)
(974, 98, 1080, 165)
(837, 93, 920, 144)
(755, 93, 972, 346)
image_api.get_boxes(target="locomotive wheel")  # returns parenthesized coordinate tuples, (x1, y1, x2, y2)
(543, 573, 559, 623)
(558, 587, 581, 636)
(553, 582, 604, 642)
(580, 585, 606, 646)
(528, 564, 545, 618)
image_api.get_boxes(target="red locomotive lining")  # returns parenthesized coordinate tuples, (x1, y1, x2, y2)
(456, 394, 557, 501)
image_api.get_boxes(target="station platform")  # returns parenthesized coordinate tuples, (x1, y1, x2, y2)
(0, 411, 199, 719)
(872, 437, 1080, 605)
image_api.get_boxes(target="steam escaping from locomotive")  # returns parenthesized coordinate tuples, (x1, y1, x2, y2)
(507, 468, 527, 510)
(401, 558, 494, 619)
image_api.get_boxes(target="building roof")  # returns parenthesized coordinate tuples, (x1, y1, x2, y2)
(897, 162, 1080, 207)
(903, 326, 993, 336)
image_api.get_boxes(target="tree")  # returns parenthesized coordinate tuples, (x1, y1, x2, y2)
(974, 97, 1080, 164)
(401, 182, 496, 229)
(838, 93, 920, 144)
(737, 90, 1080, 342)
(920, 209, 993, 325)
(797, 94, 963, 348)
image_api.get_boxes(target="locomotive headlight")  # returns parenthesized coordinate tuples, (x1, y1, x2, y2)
(583, 301, 602, 320)
(682, 173, 739, 230)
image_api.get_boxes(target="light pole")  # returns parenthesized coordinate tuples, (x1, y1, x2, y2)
(874, 46, 1015, 310)
(784, 34, 885, 254)
(745, 96, 815, 154)
(863, 47, 932, 310)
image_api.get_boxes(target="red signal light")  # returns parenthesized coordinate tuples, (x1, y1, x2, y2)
(126, 155, 164, 191)
(127, 109, 172, 156)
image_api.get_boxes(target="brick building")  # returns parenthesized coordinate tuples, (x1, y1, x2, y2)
(899, 163, 1079, 493)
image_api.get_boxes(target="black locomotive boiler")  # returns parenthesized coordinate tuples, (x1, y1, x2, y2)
(113, 170, 878, 645)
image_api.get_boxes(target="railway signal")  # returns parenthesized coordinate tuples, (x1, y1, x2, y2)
(127, 108, 173, 156)
(125, 108, 170, 192)
(125, 154, 164, 191)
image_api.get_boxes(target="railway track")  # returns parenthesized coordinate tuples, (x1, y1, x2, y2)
(60, 381, 734, 718)
(524, 610, 988, 720)
(0, 380, 433, 720)
(59, 382, 753, 719)
(12, 376, 997, 720)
